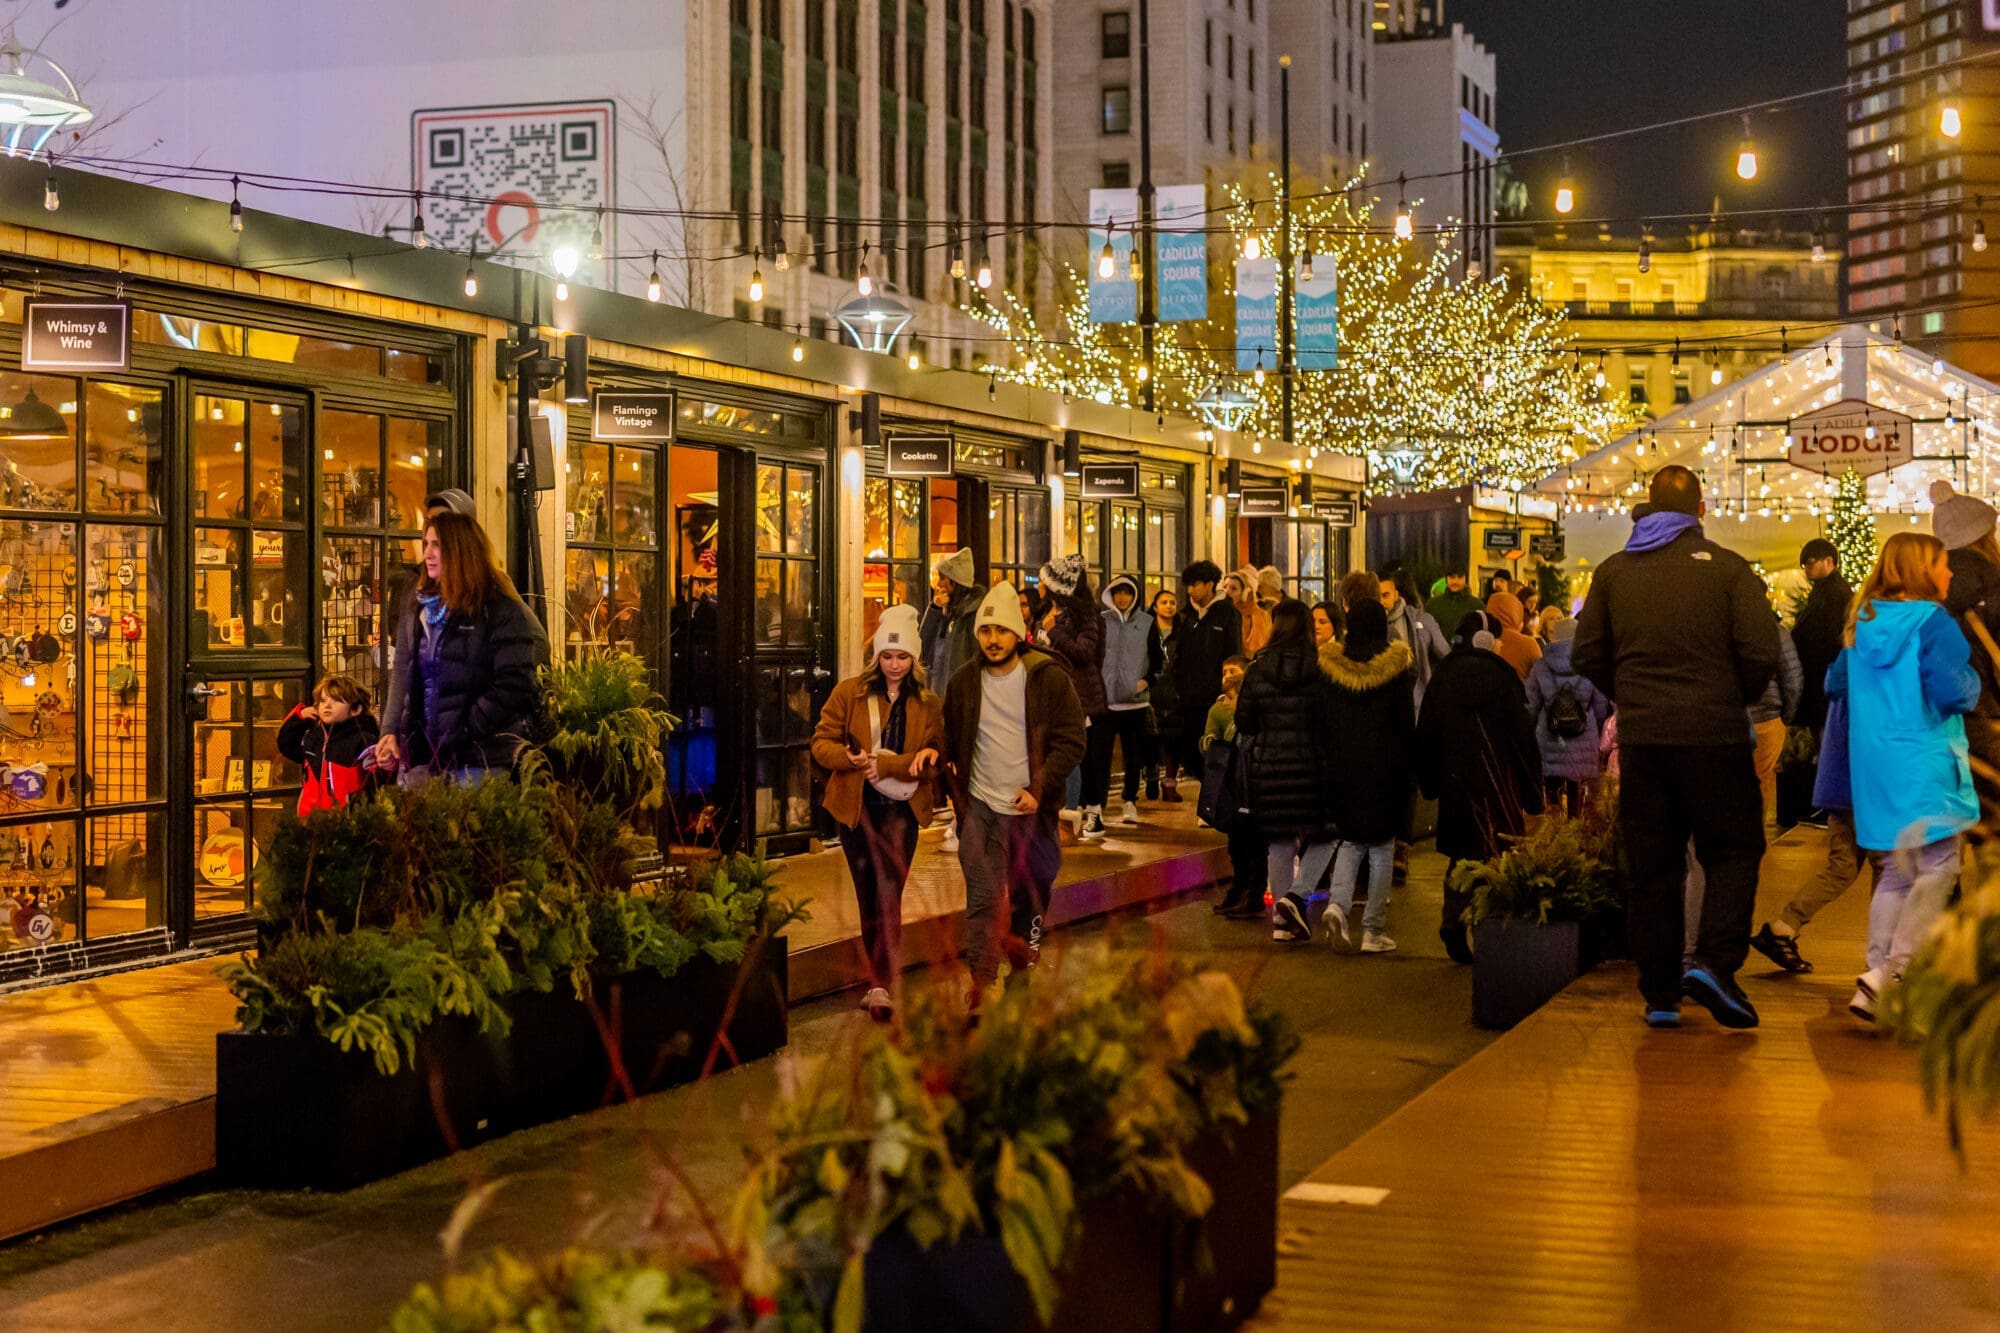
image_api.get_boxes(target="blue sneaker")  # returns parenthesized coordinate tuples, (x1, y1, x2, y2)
(1683, 966, 1760, 1030)
(1644, 1007, 1682, 1029)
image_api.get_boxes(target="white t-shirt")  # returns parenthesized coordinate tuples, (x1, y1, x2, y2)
(969, 662, 1033, 814)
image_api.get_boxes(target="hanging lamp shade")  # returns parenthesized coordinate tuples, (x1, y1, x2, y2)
(831, 286, 914, 356)
(0, 40, 92, 156)
(0, 388, 69, 440)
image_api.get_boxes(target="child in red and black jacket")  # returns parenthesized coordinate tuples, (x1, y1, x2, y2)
(276, 674, 382, 816)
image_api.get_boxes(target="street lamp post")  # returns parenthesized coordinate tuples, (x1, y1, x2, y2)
(1278, 55, 1294, 448)
(1137, 0, 1157, 413)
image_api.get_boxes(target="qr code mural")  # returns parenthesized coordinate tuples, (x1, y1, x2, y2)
(412, 100, 616, 287)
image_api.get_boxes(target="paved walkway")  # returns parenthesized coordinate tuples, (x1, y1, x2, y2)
(1253, 825, 2000, 1330)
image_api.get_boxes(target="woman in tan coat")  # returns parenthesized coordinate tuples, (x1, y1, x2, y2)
(811, 604, 944, 1019)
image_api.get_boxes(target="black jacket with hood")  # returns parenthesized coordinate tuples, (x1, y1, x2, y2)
(1792, 570, 1854, 733)
(1172, 595, 1242, 724)
(1416, 644, 1544, 862)
(1234, 639, 1338, 840)
(1320, 636, 1417, 843)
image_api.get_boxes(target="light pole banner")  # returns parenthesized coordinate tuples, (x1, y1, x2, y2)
(1234, 258, 1278, 372)
(1154, 184, 1209, 323)
(1294, 259, 1339, 371)
(1088, 187, 1139, 324)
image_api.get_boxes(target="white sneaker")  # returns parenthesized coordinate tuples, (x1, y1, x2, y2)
(1321, 901, 1351, 949)
(1360, 931, 1398, 954)
(1850, 968, 1883, 1023)
(942, 823, 959, 852)
(1118, 799, 1140, 826)
(861, 987, 893, 1020)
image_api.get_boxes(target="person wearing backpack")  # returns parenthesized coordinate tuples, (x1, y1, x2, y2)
(1525, 618, 1611, 816)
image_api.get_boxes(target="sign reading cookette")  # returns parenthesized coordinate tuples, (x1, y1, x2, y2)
(885, 434, 955, 478)
(1785, 398, 1913, 480)
(22, 301, 130, 372)
(591, 390, 675, 442)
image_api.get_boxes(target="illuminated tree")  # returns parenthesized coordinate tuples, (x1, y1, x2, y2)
(970, 170, 1634, 492)
(1827, 469, 1878, 585)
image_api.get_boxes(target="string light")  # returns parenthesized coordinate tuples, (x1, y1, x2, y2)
(1254, 350, 1267, 387)
(646, 252, 663, 302)
(410, 193, 427, 249)
(774, 239, 790, 272)
(589, 207, 604, 260)
(1244, 233, 1263, 261)
(42, 173, 56, 211)
(1637, 232, 1651, 274)
(791, 325, 804, 362)
(229, 175, 243, 234)
(1554, 156, 1576, 215)
(976, 236, 993, 289)
(1734, 114, 1759, 181)
(1975, 197, 1989, 253)
(1393, 175, 1413, 241)
(1098, 229, 1116, 279)
(1300, 247, 1315, 283)
(857, 241, 873, 296)
(1942, 103, 1963, 138)
(1811, 220, 1826, 263)
(748, 249, 764, 303)
(462, 248, 478, 298)
(907, 348, 921, 370)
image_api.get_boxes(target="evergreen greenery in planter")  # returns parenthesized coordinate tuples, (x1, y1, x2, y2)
(1889, 856, 2000, 1153)
(389, 955, 1297, 1333)
(1453, 786, 1622, 928)
(539, 651, 678, 827)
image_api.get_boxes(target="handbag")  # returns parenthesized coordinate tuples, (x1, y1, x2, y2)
(1196, 736, 1246, 832)
(865, 695, 922, 802)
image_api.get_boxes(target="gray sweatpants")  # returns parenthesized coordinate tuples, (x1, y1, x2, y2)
(958, 798, 1061, 987)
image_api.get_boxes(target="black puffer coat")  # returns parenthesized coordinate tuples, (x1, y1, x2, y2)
(1946, 546, 2000, 813)
(1320, 638, 1417, 843)
(1044, 597, 1108, 716)
(382, 585, 551, 771)
(1415, 645, 1543, 862)
(1234, 641, 1338, 840)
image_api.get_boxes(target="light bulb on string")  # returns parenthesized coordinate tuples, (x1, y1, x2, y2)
(1711, 362, 1725, 386)
(792, 326, 805, 362)
(410, 193, 427, 249)
(1637, 233, 1651, 273)
(229, 175, 244, 234)
(1943, 103, 1963, 139)
(1734, 114, 1759, 181)
(748, 249, 764, 303)
(1393, 175, 1414, 240)
(589, 208, 604, 260)
(42, 173, 57, 211)
(976, 238, 993, 290)
(1300, 247, 1315, 283)
(555, 278, 569, 302)
(1975, 200, 1990, 254)
(1254, 351, 1267, 387)
(857, 241, 873, 296)
(1098, 230, 1116, 279)
(1811, 219, 1826, 263)
(907, 348, 921, 370)
(1135, 362, 1150, 383)
(462, 260, 478, 298)
(1244, 233, 1263, 261)
(774, 240, 790, 272)
(949, 234, 966, 280)
(1553, 155, 1576, 215)
(646, 252, 663, 302)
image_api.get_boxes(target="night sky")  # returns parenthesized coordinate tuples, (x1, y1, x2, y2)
(1444, 0, 1848, 235)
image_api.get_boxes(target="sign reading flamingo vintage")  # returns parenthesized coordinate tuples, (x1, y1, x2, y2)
(1786, 399, 1913, 479)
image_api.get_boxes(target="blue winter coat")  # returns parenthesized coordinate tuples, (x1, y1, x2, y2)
(1099, 576, 1162, 709)
(1525, 639, 1612, 781)
(1826, 599, 1982, 852)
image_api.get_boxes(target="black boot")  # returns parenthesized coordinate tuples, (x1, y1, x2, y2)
(1440, 923, 1474, 965)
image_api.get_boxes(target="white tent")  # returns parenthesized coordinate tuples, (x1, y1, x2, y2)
(1534, 325, 2000, 572)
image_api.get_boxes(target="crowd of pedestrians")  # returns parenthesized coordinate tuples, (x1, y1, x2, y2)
(814, 464, 1999, 1028)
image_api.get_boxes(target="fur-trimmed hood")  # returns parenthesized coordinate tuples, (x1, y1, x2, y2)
(1318, 637, 1413, 692)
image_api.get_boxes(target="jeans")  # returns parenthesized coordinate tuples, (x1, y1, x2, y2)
(1330, 839, 1395, 934)
(1619, 743, 1765, 1010)
(838, 800, 919, 991)
(1082, 708, 1153, 808)
(1268, 837, 1338, 906)
(957, 799, 1061, 987)
(1869, 835, 1960, 976)
(1781, 808, 1881, 932)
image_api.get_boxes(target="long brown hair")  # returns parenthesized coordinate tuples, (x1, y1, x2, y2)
(419, 510, 513, 615)
(1848, 530, 1946, 645)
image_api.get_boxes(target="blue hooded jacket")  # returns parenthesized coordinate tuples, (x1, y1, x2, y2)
(1826, 598, 1981, 852)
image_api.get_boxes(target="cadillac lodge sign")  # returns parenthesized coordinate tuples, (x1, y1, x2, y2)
(1785, 399, 1913, 480)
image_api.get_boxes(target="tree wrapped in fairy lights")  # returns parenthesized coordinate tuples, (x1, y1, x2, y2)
(969, 171, 1633, 492)
(1827, 469, 1878, 586)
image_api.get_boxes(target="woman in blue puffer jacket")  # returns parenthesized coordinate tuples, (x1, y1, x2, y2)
(1826, 530, 1982, 1024)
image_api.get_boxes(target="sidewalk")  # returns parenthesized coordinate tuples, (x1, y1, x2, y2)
(1253, 824, 2000, 1330)
(0, 799, 1224, 1242)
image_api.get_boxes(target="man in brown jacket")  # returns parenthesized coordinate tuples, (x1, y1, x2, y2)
(943, 580, 1087, 1000)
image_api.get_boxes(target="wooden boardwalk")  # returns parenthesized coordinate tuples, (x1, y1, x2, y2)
(0, 799, 1224, 1241)
(1253, 826, 2000, 1331)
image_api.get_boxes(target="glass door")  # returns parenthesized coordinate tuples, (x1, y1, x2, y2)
(750, 457, 825, 849)
(183, 386, 311, 930)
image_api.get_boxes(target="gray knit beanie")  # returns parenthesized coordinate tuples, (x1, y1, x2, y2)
(1930, 480, 1996, 551)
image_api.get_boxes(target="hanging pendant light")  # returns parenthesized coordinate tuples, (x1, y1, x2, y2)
(1735, 114, 1759, 181)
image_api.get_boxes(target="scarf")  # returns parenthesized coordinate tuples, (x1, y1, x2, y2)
(1626, 511, 1700, 553)
(416, 590, 449, 631)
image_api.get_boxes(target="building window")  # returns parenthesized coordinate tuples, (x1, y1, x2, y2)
(761, 83, 782, 150)
(1206, 94, 1214, 143)
(806, 0, 826, 59)
(1227, 32, 1235, 79)
(836, 5, 858, 69)
(761, 0, 781, 35)
(1672, 371, 1692, 405)
(908, 40, 926, 100)
(731, 70, 751, 141)
(1102, 86, 1132, 134)
(1024, 10, 1036, 60)
(1628, 369, 1649, 406)
(1227, 103, 1236, 154)
(806, 107, 826, 166)
(837, 112, 858, 175)
(1248, 48, 1257, 93)
(1102, 161, 1132, 188)
(1102, 11, 1131, 58)
(1569, 279, 1588, 301)
(1205, 19, 1213, 65)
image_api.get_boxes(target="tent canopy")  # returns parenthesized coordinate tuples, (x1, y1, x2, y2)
(1534, 325, 2000, 522)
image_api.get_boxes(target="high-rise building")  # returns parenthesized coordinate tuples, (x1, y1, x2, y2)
(1845, 0, 2000, 377)
(23, 0, 1050, 366)
(1368, 18, 1497, 279)
(1050, 0, 1376, 233)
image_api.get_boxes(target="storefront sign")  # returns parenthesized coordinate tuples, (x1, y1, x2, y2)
(21, 301, 129, 372)
(885, 434, 955, 478)
(1971, 0, 2000, 40)
(1079, 462, 1141, 500)
(1530, 533, 1566, 560)
(1234, 258, 1278, 373)
(1484, 527, 1522, 553)
(1786, 399, 1913, 479)
(1155, 184, 1209, 323)
(1239, 485, 1289, 517)
(1316, 495, 1358, 528)
(592, 390, 675, 442)
(1088, 187, 1139, 324)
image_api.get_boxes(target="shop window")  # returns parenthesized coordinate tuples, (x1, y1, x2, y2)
(133, 312, 447, 386)
(564, 441, 660, 657)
